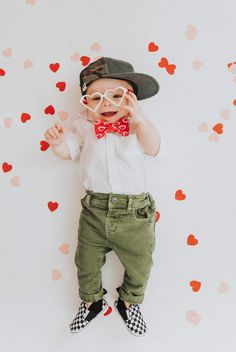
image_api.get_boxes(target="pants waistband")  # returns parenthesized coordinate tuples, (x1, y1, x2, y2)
(84, 190, 155, 212)
(85, 189, 152, 200)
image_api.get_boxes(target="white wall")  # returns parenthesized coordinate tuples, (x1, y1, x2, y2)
(1, 0, 236, 351)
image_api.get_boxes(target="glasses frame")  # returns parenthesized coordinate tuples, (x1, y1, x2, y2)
(79, 86, 132, 112)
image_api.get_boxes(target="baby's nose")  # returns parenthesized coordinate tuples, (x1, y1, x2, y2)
(102, 97, 112, 105)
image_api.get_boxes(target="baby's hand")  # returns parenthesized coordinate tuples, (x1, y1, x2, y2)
(44, 122, 66, 147)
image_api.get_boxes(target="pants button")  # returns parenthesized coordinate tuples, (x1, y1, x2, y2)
(112, 197, 118, 202)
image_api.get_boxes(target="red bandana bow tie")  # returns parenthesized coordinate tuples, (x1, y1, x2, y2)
(94, 116, 129, 139)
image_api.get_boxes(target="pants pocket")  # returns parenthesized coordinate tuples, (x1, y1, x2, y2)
(133, 201, 156, 222)
(80, 195, 89, 215)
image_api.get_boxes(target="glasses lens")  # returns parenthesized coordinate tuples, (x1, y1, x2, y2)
(105, 87, 126, 106)
(80, 93, 102, 112)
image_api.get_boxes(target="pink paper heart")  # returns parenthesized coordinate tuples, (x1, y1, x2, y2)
(220, 109, 230, 120)
(24, 59, 33, 69)
(51, 270, 62, 281)
(3, 117, 14, 128)
(185, 25, 197, 40)
(198, 122, 208, 132)
(10, 176, 20, 187)
(58, 111, 69, 121)
(218, 281, 229, 293)
(90, 42, 101, 51)
(26, 0, 36, 5)
(193, 60, 203, 70)
(59, 243, 69, 255)
(70, 52, 80, 62)
(2, 48, 12, 57)
(208, 132, 220, 142)
(228, 63, 236, 74)
(186, 309, 201, 325)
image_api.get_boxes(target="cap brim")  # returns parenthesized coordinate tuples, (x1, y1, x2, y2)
(96, 72, 160, 100)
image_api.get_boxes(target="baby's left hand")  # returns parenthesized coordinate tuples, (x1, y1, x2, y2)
(123, 90, 146, 126)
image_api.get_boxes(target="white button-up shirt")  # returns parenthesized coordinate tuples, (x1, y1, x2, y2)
(64, 110, 158, 195)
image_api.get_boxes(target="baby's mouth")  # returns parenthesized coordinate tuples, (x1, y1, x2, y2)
(101, 111, 118, 117)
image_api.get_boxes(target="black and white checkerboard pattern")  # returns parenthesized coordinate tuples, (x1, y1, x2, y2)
(114, 301, 147, 336)
(69, 299, 108, 333)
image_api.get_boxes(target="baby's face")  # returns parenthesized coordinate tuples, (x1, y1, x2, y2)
(85, 78, 134, 123)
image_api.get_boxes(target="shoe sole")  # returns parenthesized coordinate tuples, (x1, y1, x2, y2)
(69, 300, 109, 334)
(113, 300, 147, 337)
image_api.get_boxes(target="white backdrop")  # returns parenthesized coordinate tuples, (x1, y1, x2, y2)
(1, 1, 236, 351)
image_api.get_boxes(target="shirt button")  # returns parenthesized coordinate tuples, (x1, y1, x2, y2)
(112, 197, 118, 202)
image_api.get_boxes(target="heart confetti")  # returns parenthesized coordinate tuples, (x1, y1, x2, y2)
(80, 56, 90, 66)
(59, 243, 69, 255)
(186, 310, 201, 325)
(51, 270, 62, 280)
(49, 63, 60, 72)
(40, 140, 50, 151)
(185, 25, 197, 40)
(56, 81, 66, 92)
(190, 280, 201, 292)
(21, 112, 31, 123)
(44, 105, 55, 115)
(10, 176, 20, 187)
(2, 162, 13, 173)
(187, 234, 198, 246)
(48, 201, 59, 212)
(2, 48, 12, 57)
(148, 42, 159, 52)
(175, 189, 186, 200)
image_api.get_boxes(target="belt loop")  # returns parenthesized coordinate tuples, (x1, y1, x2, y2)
(127, 197, 133, 213)
(85, 189, 92, 206)
(86, 194, 91, 207)
(148, 192, 154, 203)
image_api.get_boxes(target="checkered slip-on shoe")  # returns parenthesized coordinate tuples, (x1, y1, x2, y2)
(113, 297, 147, 337)
(69, 289, 108, 333)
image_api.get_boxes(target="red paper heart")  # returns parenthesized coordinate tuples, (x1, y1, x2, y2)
(0, 68, 6, 76)
(187, 234, 198, 246)
(190, 280, 201, 292)
(48, 201, 58, 212)
(21, 113, 31, 123)
(44, 105, 55, 115)
(40, 140, 50, 151)
(148, 42, 159, 52)
(155, 211, 160, 222)
(166, 64, 176, 75)
(175, 189, 186, 200)
(49, 63, 60, 72)
(2, 162, 13, 173)
(80, 56, 90, 66)
(158, 57, 168, 67)
(56, 81, 66, 92)
(103, 306, 112, 316)
(213, 123, 223, 134)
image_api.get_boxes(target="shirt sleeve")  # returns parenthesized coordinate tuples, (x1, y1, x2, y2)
(64, 117, 87, 161)
(136, 134, 161, 161)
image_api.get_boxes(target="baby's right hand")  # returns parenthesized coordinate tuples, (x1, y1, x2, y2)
(44, 122, 66, 147)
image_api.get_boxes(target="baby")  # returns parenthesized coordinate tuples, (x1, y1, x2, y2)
(44, 57, 161, 337)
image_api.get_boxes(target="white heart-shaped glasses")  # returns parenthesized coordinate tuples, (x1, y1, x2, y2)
(79, 86, 132, 112)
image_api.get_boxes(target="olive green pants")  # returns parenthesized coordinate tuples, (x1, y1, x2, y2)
(74, 190, 157, 304)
